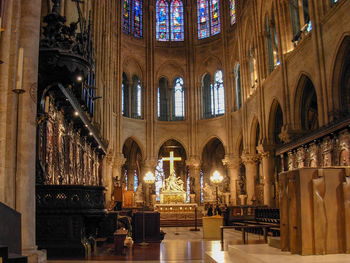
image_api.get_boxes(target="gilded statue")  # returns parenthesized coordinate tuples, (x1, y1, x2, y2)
(163, 174, 185, 192)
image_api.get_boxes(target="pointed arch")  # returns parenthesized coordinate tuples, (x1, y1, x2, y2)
(267, 99, 284, 144)
(249, 116, 261, 153)
(331, 34, 350, 119)
(294, 74, 319, 131)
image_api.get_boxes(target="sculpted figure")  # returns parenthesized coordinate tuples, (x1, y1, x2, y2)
(164, 174, 184, 192)
(203, 183, 215, 201)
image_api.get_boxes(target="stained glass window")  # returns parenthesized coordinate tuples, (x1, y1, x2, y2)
(134, 170, 138, 192)
(156, 0, 169, 41)
(122, 0, 143, 37)
(173, 77, 184, 118)
(122, 0, 130, 33)
(213, 70, 224, 115)
(170, 0, 184, 41)
(210, 0, 220, 35)
(137, 82, 142, 117)
(230, 0, 236, 25)
(197, 0, 210, 39)
(133, 0, 143, 37)
(197, 0, 221, 39)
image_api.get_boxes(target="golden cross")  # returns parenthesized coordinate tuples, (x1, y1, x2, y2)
(162, 151, 182, 176)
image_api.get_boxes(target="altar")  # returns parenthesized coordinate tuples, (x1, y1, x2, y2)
(154, 151, 200, 226)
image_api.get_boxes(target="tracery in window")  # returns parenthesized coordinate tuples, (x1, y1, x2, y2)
(202, 71, 225, 118)
(158, 77, 185, 121)
(197, 0, 221, 39)
(122, 73, 142, 119)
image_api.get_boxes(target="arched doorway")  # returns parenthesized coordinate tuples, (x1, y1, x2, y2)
(201, 138, 227, 204)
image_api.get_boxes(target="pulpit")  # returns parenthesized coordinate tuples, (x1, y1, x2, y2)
(132, 211, 163, 243)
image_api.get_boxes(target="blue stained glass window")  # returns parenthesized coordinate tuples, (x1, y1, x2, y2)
(123, 0, 143, 37)
(210, 0, 220, 35)
(170, 0, 184, 41)
(134, 170, 138, 192)
(133, 0, 143, 37)
(197, 0, 210, 39)
(123, 0, 130, 33)
(156, 0, 169, 41)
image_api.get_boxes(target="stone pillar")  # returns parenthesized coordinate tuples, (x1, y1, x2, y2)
(14, 0, 44, 261)
(242, 154, 260, 205)
(104, 155, 114, 206)
(222, 155, 240, 205)
(257, 145, 275, 207)
(112, 154, 126, 187)
(127, 164, 135, 191)
(186, 158, 201, 205)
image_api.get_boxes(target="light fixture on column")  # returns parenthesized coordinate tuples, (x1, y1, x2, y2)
(140, 171, 155, 246)
(210, 170, 223, 206)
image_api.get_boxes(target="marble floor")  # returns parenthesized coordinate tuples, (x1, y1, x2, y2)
(47, 227, 350, 263)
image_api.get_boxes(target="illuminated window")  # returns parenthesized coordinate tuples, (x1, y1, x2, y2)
(171, 0, 184, 41)
(230, 0, 236, 25)
(202, 71, 225, 118)
(156, 0, 184, 41)
(158, 77, 185, 121)
(197, 0, 221, 39)
(173, 77, 184, 119)
(122, 0, 143, 37)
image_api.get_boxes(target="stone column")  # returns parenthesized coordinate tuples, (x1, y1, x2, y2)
(186, 158, 201, 204)
(104, 155, 114, 206)
(14, 0, 44, 260)
(127, 164, 136, 191)
(257, 145, 275, 207)
(242, 154, 260, 205)
(112, 154, 126, 183)
(222, 155, 240, 205)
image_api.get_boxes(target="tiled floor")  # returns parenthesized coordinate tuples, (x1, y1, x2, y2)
(48, 227, 350, 262)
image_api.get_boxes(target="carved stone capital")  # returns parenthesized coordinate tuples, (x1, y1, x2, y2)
(112, 153, 126, 168)
(186, 156, 201, 168)
(222, 154, 240, 169)
(142, 157, 158, 171)
(241, 153, 260, 165)
(278, 124, 304, 143)
(256, 144, 275, 159)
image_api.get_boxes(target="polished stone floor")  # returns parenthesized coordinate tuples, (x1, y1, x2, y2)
(48, 227, 350, 263)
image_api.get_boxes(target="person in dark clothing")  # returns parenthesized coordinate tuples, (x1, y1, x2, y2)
(207, 204, 213, 216)
(214, 205, 222, 215)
